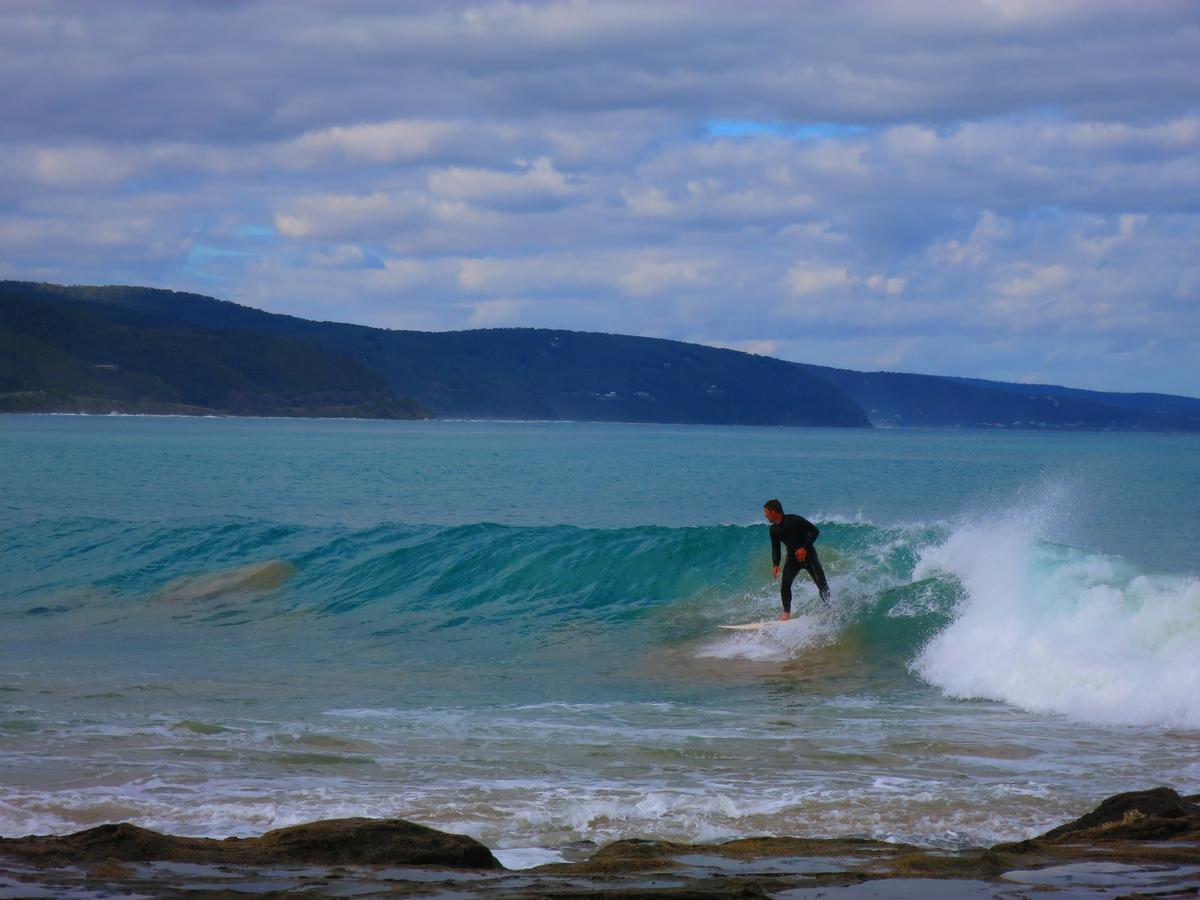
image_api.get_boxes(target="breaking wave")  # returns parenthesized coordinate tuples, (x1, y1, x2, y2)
(4, 506, 1198, 728)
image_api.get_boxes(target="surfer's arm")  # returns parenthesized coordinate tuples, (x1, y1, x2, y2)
(797, 517, 819, 548)
(769, 527, 782, 567)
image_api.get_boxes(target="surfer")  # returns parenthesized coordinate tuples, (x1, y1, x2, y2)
(763, 499, 830, 620)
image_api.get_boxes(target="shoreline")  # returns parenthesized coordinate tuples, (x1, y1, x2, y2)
(8, 409, 1200, 434)
(2, 788, 1197, 898)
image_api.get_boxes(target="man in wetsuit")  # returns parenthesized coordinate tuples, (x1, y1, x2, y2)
(763, 498, 830, 620)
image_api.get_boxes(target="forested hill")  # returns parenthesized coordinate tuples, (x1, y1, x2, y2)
(2, 281, 1198, 431)
(0, 284, 430, 419)
(0, 282, 866, 427)
(798, 364, 1200, 431)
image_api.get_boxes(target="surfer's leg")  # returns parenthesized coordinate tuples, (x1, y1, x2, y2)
(780, 558, 801, 613)
(804, 547, 831, 603)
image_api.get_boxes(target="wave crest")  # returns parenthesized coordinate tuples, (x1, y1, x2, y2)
(912, 516, 1200, 728)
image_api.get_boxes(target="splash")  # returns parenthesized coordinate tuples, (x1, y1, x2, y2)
(695, 613, 839, 662)
(912, 507, 1200, 729)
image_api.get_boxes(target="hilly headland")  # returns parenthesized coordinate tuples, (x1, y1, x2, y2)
(2, 280, 1197, 430)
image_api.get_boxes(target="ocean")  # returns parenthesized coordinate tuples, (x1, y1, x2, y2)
(1, 416, 1197, 869)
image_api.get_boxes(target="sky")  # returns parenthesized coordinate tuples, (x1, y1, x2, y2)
(2, 1, 1198, 396)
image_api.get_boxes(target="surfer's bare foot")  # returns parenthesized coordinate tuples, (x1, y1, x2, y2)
(778, 612, 791, 622)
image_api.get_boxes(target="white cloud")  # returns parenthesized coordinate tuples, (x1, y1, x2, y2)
(362, 258, 452, 294)
(620, 258, 711, 296)
(28, 145, 139, 187)
(786, 266, 852, 296)
(456, 254, 613, 295)
(274, 192, 428, 239)
(2, 1, 1199, 394)
(873, 338, 919, 369)
(428, 157, 575, 211)
(867, 275, 905, 295)
(931, 213, 1013, 267)
(284, 119, 455, 165)
(622, 186, 676, 217)
(466, 298, 530, 327)
(306, 245, 371, 269)
(995, 263, 1069, 298)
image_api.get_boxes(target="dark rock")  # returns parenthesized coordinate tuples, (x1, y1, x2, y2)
(5, 788, 1199, 897)
(0, 818, 501, 870)
(251, 818, 500, 867)
(567, 838, 695, 873)
(1037, 787, 1200, 843)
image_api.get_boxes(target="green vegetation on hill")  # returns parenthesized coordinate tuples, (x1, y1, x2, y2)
(306, 327, 872, 426)
(0, 287, 430, 419)
(0, 282, 868, 427)
(2, 280, 1197, 431)
(801, 364, 1200, 431)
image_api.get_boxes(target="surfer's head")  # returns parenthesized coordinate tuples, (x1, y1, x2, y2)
(763, 499, 783, 523)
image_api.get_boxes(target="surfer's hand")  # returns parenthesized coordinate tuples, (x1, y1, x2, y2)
(772, 565, 779, 579)
(795, 547, 807, 563)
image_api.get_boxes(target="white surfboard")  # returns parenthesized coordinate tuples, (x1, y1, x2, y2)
(718, 622, 770, 631)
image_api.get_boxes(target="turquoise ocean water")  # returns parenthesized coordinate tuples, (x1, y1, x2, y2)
(1, 416, 1198, 865)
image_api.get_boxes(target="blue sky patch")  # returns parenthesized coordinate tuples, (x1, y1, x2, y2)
(183, 244, 253, 281)
(234, 224, 276, 238)
(705, 119, 784, 137)
(706, 119, 868, 140)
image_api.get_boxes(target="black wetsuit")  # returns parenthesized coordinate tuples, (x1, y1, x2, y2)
(770, 513, 830, 611)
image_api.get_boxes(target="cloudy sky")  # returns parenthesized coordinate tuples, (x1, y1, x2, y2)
(3, 1, 1198, 395)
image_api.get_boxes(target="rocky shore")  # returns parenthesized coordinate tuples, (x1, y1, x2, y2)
(1, 787, 1197, 898)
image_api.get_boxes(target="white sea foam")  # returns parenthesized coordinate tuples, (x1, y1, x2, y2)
(913, 507, 1200, 729)
(695, 613, 838, 662)
(0, 774, 1153, 855)
(492, 847, 569, 868)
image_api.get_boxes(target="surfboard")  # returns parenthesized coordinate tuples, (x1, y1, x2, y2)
(719, 622, 769, 631)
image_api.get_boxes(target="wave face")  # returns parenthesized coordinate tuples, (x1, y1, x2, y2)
(6, 509, 1198, 728)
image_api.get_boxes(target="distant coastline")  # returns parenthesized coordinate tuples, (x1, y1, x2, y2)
(3, 280, 1198, 431)
(12, 412, 1200, 438)
(0, 394, 432, 421)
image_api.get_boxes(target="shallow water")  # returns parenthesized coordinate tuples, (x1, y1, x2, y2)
(1, 417, 1198, 854)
